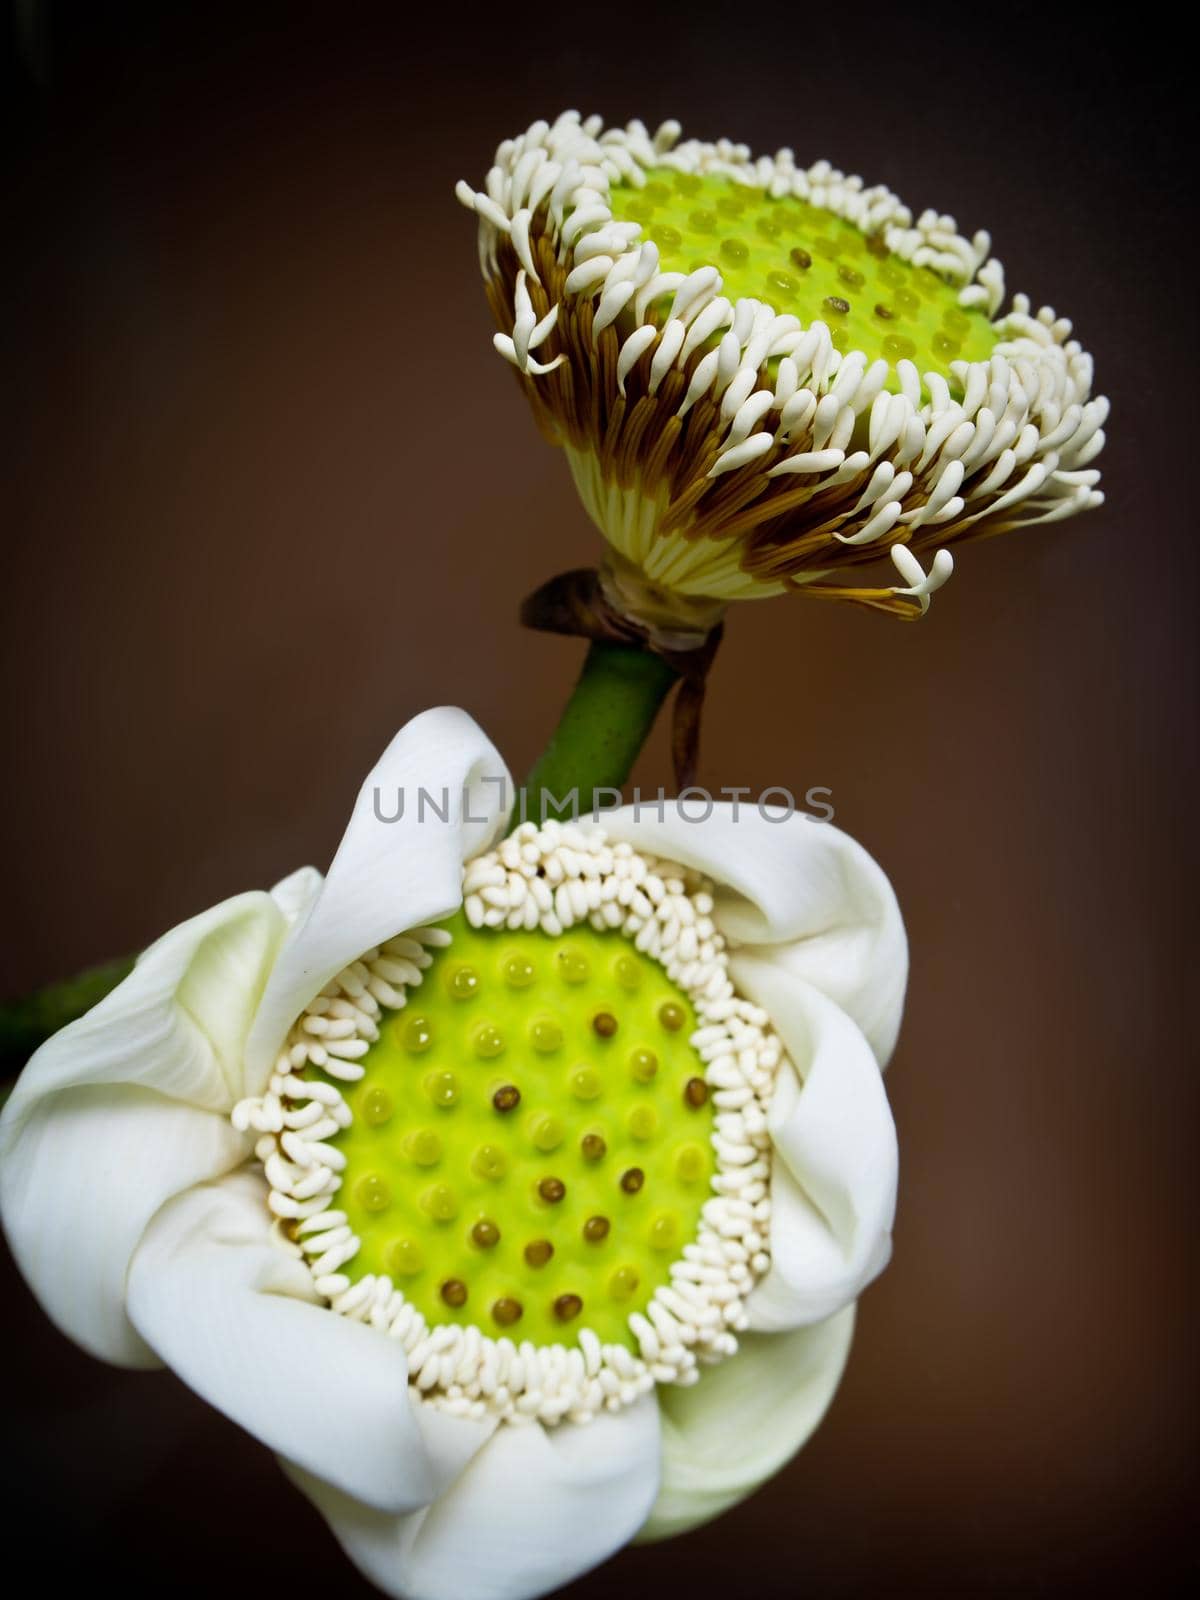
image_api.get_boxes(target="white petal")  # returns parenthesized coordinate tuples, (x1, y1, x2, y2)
(638, 1307, 855, 1541)
(271, 864, 324, 926)
(1, 1089, 247, 1365)
(283, 1395, 662, 1600)
(126, 1169, 477, 1513)
(601, 803, 907, 1066)
(247, 709, 512, 1089)
(0, 890, 285, 1364)
(2, 891, 284, 1121)
(732, 960, 897, 1331)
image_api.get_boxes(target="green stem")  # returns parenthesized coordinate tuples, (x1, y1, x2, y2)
(515, 640, 679, 825)
(0, 955, 136, 1079)
(0, 640, 679, 1080)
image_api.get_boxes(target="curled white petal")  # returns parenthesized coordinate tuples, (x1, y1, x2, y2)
(127, 1169, 464, 1514)
(0, 891, 286, 1362)
(283, 1394, 661, 1600)
(245, 708, 511, 1090)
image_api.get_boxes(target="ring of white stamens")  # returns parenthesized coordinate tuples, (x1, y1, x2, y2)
(456, 111, 1107, 617)
(234, 822, 781, 1427)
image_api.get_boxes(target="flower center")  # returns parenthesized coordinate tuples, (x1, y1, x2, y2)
(610, 167, 997, 377)
(237, 824, 782, 1423)
(311, 911, 715, 1350)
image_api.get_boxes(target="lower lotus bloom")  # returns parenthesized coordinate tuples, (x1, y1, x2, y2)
(0, 708, 904, 1600)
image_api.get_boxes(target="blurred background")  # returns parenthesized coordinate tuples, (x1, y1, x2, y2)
(2, 3, 1195, 1593)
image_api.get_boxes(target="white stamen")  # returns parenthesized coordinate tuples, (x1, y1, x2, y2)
(458, 112, 1103, 615)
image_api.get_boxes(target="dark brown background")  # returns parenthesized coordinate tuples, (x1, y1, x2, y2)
(2, 4, 1195, 1594)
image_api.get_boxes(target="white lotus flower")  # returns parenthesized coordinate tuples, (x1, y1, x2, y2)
(458, 111, 1107, 625)
(0, 707, 904, 1600)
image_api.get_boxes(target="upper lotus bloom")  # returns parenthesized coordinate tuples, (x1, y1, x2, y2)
(457, 112, 1107, 628)
(0, 708, 904, 1600)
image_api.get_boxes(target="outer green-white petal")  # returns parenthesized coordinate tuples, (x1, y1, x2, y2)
(638, 1306, 856, 1542)
(0, 891, 284, 1364)
(282, 1394, 662, 1600)
(602, 803, 907, 1066)
(246, 707, 512, 1091)
(127, 1168, 487, 1514)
